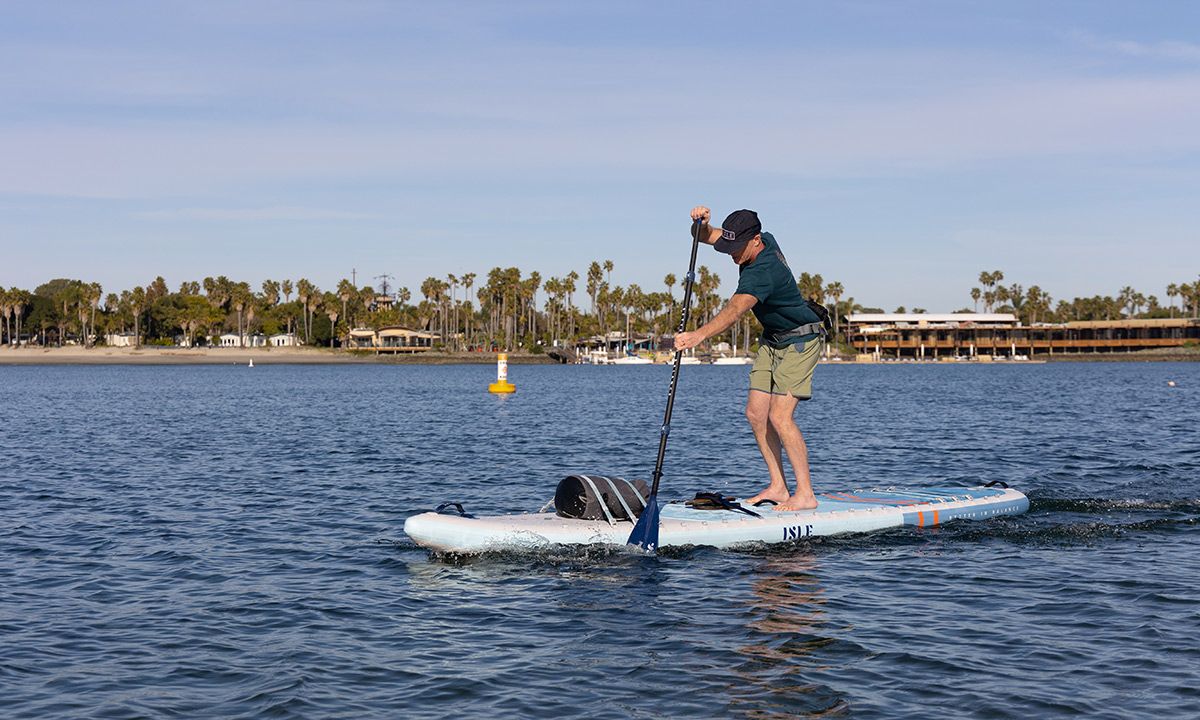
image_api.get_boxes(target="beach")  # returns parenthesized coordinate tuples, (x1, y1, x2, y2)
(3, 344, 1196, 366)
(0, 346, 559, 365)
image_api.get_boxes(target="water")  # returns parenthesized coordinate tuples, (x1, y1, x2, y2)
(2, 361, 1197, 719)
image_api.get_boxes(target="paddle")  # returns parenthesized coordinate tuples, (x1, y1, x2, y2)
(627, 217, 704, 552)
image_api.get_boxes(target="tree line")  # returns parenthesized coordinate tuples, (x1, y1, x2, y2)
(1, 265, 1196, 351)
(967, 270, 1200, 325)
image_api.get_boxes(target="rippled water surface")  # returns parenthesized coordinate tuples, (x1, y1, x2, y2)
(2, 361, 1198, 719)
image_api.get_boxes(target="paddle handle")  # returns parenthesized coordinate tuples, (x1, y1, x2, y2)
(648, 218, 703, 496)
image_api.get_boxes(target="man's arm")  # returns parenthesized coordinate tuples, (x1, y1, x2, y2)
(674, 293, 758, 351)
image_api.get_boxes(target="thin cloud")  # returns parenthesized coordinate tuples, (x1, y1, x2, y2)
(1068, 29, 1200, 63)
(134, 206, 371, 221)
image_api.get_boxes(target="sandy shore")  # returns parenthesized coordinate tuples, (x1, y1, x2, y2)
(3, 345, 1196, 365)
(0, 346, 559, 365)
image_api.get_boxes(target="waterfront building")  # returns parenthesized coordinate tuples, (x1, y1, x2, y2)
(347, 326, 435, 353)
(845, 313, 1200, 359)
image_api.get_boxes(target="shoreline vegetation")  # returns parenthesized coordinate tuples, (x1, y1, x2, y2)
(2, 345, 1197, 366)
(4, 270, 1198, 364)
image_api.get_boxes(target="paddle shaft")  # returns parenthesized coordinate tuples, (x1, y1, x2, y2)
(648, 218, 703, 496)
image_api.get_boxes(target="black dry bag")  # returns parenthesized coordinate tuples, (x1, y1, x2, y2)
(806, 299, 833, 338)
(554, 475, 650, 522)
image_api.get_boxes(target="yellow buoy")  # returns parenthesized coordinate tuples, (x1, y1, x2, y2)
(489, 352, 516, 393)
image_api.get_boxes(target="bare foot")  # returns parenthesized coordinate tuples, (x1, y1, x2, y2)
(775, 494, 819, 512)
(746, 488, 790, 506)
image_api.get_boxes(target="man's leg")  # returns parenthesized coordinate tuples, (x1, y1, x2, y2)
(769, 393, 817, 511)
(745, 390, 791, 505)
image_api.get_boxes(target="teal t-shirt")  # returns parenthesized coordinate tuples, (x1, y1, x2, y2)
(734, 232, 821, 344)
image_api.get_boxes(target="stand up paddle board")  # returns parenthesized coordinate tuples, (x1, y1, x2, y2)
(404, 484, 1029, 554)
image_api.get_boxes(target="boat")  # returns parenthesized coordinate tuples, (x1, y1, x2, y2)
(711, 354, 754, 365)
(611, 354, 653, 365)
(404, 484, 1029, 554)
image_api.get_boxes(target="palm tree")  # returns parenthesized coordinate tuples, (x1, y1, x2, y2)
(262, 279, 280, 307)
(231, 283, 254, 347)
(587, 261, 602, 319)
(565, 270, 578, 339)
(1006, 284, 1024, 317)
(796, 272, 824, 302)
(86, 282, 102, 348)
(323, 291, 340, 347)
(971, 288, 981, 312)
(129, 286, 146, 348)
(1118, 286, 1137, 318)
(0, 288, 12, 345)
(178, 295, 212, 347)
(460, 273, 475, 347)
(664, 273, 676, 329)
(337, 279, 355, 339)
(526, 271, 541, 342)
(296, 279, 314, 344)
(421, 276, 449, 344)
(978, 271, 1004, 312)
(281, 279, 294, 304)
(306, 290, 322, 345)
(15, 288, 32, 345)
(825, 281, 844, 342)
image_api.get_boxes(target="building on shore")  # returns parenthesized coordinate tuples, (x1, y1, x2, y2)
(347, 326, 435, 353)
(845, 313, 1200, 359)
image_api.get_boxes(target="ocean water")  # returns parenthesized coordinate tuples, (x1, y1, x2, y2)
(1, 360, 1197, 719)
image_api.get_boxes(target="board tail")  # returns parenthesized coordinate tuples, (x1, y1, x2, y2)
(626, 494, 660, 551)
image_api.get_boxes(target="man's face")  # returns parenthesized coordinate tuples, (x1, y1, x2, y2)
(729, 235, 761, 265)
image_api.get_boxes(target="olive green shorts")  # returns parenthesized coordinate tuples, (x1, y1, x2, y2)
(749, 339, 821, 399)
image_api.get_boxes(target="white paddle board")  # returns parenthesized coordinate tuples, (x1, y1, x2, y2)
(404, 485, 1029, 554)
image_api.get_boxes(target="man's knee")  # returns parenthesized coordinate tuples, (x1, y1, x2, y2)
(746, 394, 770, 429)
(767, 398, 799, 429)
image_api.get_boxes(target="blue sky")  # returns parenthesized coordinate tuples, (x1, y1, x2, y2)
(3, 0, 1199, 312)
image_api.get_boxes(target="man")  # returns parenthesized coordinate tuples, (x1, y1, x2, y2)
(674, 206, 824, 512)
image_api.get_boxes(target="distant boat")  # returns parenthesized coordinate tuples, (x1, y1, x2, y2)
(711, 354, 754, 365)
(581, 349, 611, 364)
(611, 354, 652, 365)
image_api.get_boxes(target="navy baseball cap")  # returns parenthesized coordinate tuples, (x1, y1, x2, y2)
(714, 209, 761, 253)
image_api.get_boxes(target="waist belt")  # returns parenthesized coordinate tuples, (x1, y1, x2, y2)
(763, 321, 827, 346)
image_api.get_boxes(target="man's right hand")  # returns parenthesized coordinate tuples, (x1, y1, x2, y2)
(674, 330, 702, 351)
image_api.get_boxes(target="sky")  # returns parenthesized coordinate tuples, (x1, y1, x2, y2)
(3, 0, 1200, 313)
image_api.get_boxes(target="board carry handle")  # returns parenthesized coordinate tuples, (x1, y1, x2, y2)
(434, 502, 477, 518)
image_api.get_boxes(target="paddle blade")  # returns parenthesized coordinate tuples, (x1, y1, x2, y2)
(626, 494, 660, 552)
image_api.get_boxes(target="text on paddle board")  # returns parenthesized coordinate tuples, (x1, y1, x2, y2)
(783, 524, 814, 540)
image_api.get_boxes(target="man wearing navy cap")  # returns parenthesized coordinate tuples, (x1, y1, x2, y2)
(674, 206, 825, 512)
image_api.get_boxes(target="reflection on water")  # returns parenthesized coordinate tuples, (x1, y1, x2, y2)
(720, 554, 851, 719)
